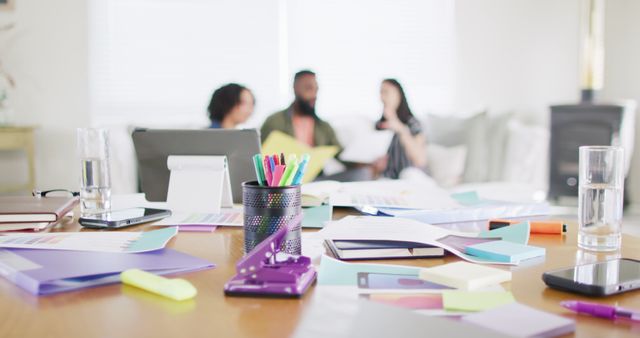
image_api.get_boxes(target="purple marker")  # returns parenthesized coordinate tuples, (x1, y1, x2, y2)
(561, 300, 640, 322)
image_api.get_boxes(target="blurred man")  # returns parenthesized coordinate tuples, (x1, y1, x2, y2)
(260, 70, 341, 149)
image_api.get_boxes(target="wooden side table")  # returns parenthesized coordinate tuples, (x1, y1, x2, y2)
(0, 126, 36, 193)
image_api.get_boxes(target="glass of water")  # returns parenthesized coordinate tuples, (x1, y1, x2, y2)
(77, 128, 112, 215)
(578, 146, 624, 251)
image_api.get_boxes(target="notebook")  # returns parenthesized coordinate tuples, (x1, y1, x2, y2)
(419, 261, 511, 290)
(0, 247, 214, 295)
(462, 303, 576, 337)
(324, 239, 444, 260)
(0, 222, 51, 232)
(465, 240, 545, 263)
(0, 196, 79, 223)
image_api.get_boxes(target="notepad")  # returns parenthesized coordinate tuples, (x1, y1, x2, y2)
(442, 291, 515, 312)
(465, 240, 546, 263)
(462, 303, 576, 337)
(418, 261, 511, 290)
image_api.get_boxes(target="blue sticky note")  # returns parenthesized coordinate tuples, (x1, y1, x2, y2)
(465, 240, 545, 263)
(302, 204, 333, 228)
(479, 221, 530, 244)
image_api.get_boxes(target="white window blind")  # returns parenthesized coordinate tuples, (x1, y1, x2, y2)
(89, 0, 454, 126)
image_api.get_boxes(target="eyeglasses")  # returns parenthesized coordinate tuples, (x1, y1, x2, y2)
(32, 189, 80, 198)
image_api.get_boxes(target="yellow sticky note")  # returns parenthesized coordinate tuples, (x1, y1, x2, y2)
(261, 131, 339, 183)
(442, 291, 515, 312)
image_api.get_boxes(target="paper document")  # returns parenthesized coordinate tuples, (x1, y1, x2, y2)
(154, 208, 243, 227)
(262, 131, 339, 183)
(0, 227, 178, 253)
(304, 180, 459, 210)
(339, 130, 394, 163)
(317, 216, 516, 265)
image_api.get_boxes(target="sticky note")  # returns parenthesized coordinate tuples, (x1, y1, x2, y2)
(419, 261, 511, 290)
(462, 303, 576, 337)
(317, 255, 421, 285)
(465, 240, 545, 263)
(479, 221, 530, 244)
(443, 291, 515, 312)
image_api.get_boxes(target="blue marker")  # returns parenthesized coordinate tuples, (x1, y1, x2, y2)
(268, 155, 276, 174)
(292, 154, 310, 185)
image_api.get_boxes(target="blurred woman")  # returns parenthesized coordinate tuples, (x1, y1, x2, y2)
(374, 79, 427, 178)
(207, 83, 255, 129)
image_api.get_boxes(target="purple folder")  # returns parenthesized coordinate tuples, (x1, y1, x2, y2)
(0, 248, 214, 295)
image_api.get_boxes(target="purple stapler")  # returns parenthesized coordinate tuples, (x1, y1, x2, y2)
(224, 215, 317, 297)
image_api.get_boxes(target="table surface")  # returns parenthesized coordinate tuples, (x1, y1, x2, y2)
(1, 209, 639, 338)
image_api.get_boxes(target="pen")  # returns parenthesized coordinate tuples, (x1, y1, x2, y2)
(273, 154, 279, 166)
(280, 153, 286, 166)
(489, 219, 567, 234)
(561, 300, 640, 322)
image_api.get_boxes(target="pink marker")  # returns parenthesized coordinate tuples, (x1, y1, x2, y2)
(271, 165, 286, 186)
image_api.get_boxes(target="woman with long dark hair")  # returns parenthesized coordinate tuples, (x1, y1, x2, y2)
(207, 83, 255, 129)
(374, 79, 427, 178)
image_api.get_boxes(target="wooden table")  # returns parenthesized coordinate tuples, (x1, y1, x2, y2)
(0, 210, 639, 338)
(0, 126, 36, 192)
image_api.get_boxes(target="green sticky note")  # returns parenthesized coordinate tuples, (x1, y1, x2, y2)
(317, 255, 421, 285)
(302, 204, 333, 228)
(479, 221, 530, 245)
(443, 291, 515, 312)
(450, 191, 481, 206)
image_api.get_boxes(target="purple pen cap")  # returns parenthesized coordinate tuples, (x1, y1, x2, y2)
(561, 300, 616, 319)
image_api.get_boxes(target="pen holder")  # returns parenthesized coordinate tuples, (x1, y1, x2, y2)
(242, 181, 302, 255)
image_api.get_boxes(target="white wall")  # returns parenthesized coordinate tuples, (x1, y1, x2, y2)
(2, 0, 639, 203)
(601, 0, 640, 204)
(454, 0, 581, 123)
(0, 0, 89, 191)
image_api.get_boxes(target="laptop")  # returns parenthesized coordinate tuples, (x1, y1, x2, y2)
(132, 128, 261, 204)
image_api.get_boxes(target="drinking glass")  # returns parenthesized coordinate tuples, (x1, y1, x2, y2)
(77, 128, 112, 215)
(578, 146, 624, 251)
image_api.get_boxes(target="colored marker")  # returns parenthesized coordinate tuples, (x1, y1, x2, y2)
(489, 219, 567, 234)
(561, 300, 640, 322)
(271, 165, 286, 186)
(264, 156, 273, 186)
(252, 154, 266, 186)
(292, 154, 310, 185)
(280, 153, 286, 166)
(279, 154, 298, 186)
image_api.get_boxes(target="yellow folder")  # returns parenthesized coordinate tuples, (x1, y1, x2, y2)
(261, 131, 339, 183)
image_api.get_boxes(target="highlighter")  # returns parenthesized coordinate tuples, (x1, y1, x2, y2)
(121, 269, 197, 301)
(488, 219, 567, 234)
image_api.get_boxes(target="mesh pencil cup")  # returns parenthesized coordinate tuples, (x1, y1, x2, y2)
(242, 181, 302, 255)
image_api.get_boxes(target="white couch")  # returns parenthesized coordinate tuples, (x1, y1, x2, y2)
(107, 111, 550, 204)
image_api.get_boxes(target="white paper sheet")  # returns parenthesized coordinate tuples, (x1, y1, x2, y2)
(0, 227, 178, 253)
(153, 207, 243, 227)
(339, 130, 394, 163)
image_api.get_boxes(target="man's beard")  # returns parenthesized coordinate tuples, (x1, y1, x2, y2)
(294, 96, 316, 117)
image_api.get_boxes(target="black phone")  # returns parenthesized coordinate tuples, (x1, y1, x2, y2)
(542, 258, 640, 296)
(79, 208, 171, 229)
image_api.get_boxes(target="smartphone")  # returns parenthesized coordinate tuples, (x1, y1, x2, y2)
(357, 272, 451, 290)
(79, 208, 171, 229)
(543, 258, 640, 296)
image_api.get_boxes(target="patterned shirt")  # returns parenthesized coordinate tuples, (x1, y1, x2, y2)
(382, 116, 423, 179)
